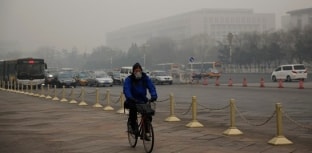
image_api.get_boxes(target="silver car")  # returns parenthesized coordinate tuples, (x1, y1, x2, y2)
(150, 70, 173, 85)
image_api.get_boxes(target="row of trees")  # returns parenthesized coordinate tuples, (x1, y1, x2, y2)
(218, 25, 312, 68)
(1, 25, 311, 72)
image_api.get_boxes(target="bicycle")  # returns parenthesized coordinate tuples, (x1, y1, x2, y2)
(127, 100, 156, 153)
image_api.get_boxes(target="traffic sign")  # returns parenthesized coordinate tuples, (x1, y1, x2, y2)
(189, 57, 194, 63)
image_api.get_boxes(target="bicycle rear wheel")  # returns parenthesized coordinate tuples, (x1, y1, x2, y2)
(127, 121, 138, 147)
(143, 121, 154, 153)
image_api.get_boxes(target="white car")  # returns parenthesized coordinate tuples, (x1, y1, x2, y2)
(150, 70, 173, 85)
(88, 72, 113, 87)
(271, 64, 307, 82)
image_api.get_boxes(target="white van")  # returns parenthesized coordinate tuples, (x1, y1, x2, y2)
(271, 64, 308, 82)
(120, 66, 132, 84)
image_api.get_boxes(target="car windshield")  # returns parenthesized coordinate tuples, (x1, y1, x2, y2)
(79, 72, 89, 78)
(58, 72, 72, 78)
(96, 73, 109, 78)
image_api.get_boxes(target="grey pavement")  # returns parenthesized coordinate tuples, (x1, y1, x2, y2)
(0, 88, 311, 153)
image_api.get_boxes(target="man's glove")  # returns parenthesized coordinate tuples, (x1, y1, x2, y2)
(150, 97, 157, 102)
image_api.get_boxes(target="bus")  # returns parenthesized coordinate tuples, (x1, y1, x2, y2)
(0, 57, 47, 88)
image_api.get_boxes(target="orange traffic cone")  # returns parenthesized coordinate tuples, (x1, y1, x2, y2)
(298, 79, 304, 89)
(215, 77, 220, 86)
(202, 77, 208, 85)
(278, 79, 284, 88)
(228, 78, 233, 87)
(260, 77, 265, 88)
(242, 77, 247, 87)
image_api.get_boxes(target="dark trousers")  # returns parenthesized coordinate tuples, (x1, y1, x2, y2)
(128, 106, 152, 132)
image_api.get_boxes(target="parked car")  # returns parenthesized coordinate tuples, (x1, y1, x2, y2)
(111, 71, 121, 85)
(150, 70, 173, 85)
(53, 71, 76, 88)
(271, 64, 308, 82)
(75, 71, 91, 86)
(87, 71, 113, 87)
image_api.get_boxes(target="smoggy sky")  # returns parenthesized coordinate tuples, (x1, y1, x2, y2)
(1, 0, 311, 52)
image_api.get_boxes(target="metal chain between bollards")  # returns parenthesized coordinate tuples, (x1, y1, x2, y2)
(197, 103, 230, 111)
(86, 90, 96, 95)
(281, 109, 312, 130)
(67, 90, 73, 97)
(111, 96, 121, 104)
(235, 105, 276, 126)
(156, 98, 170, 103)
(57, 90, 63, 96)
(110, 93, 120, 97)
(181, 102, 193, 115)
(76, 89, 83, 98)
(101, 93, 107, 101)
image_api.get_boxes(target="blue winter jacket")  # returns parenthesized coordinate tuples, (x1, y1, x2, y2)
(123, 72, 157, 104)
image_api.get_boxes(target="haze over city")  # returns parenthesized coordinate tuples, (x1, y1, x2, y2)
(1, 0, 312, 53)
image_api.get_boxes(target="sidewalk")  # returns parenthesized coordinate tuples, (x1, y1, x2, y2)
(0, 90, 311, 153)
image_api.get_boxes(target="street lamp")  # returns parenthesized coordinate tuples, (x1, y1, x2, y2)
(143, 54, 146, 68)
(142, 43, 150, 68)
(227, 32, 233, 73)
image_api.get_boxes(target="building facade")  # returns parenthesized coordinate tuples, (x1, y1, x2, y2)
(281, 8, 312, 31)
(106, 8, 275, 51)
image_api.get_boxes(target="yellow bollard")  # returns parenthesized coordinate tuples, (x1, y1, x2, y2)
(185, 96, 204, 128)
(60, 86, 68, 102)
(103, 89, 114, 111)
(45, 84, 52, 99)
(69, 87, 78, 104)
(268, 103, 293, 145)
(165, 93, 181, 122)
(93, 88, 103, 108)
(39, 84, 46, 98)
(78, 87, 88, 106)
(223, 99, 243, 135)
(52, 85, 59, 101)
(116, 92, 126, 114)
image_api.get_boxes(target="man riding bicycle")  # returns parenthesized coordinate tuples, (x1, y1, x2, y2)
(123, 62, 158, 140)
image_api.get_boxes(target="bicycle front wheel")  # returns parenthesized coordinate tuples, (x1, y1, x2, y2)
(127, 121, 138, 148)
(143, 121, 154, 153)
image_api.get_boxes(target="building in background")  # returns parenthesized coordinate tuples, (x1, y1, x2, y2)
(106, 8, 275, 51)
(281, 7, 312, 30)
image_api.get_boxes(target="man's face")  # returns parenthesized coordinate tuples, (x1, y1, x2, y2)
(134, 68, 142, 79)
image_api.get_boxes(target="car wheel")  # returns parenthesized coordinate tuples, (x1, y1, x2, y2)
(272, 76, 277, 82)
(286, 76, 292, 82)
